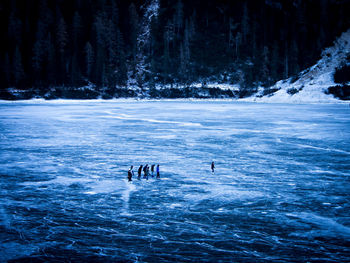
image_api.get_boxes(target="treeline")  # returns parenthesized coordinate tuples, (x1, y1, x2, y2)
(0, 0, 349, 98)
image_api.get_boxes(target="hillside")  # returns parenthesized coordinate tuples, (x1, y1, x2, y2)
(245, 29, 350, 103)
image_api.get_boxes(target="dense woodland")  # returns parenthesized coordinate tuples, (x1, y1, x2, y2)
(0, 0, 349, 99)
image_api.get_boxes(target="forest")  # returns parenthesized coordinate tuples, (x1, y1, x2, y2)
(0, 0, 349, 99)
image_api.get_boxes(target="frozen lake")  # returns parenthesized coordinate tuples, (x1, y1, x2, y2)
(0, 100, 349, 262)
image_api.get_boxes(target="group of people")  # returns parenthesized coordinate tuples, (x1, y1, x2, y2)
(128, 164, 160, 181)
(128, 161, 214, 182)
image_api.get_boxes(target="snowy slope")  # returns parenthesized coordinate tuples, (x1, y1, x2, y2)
(245, 29, 350, 103)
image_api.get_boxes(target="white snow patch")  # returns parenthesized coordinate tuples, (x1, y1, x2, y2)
(190, 83, 240, 91)
(153, 83, 240, 91)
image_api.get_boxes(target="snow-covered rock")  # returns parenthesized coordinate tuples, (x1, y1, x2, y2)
(245, 29, 350, 103)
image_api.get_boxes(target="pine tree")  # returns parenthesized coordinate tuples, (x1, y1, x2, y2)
(56, 16, 68, 84)
(228, 17, 238, 48)
(70, 53, 81, 86)
(179, 43, 185, 77)
(115, 28, 127, 86)
(4, 53, 11, 87)
(179, 26, 190, 83)
(56, 17, 68, 56)
(85, 42, 94, 79)
(106, 19, 118, 88)
(251, 19, 258, 59)
(72, 12, 83, 49)
(284, 42, 289, 79)
(38, 0, 54, 27)
(270, 42, 279, 81)
(111, 0, 119, 28)
(241, 2, 249, 44)
(13, 46, 25, 87)
(290, 40, 300, 76)
(129, 3, 139, 62)
(235, 32, 241, 60)
(295, 1, 308, 64)
(149, 15, 158, 61)
(188, 12, 196, 38)
(261, 46, 269, 84)
(106, 19, 117, 68)
(319, 0, 329, 48)
(8, 12, 22, 45)
(93, 12, 107, 87)
(174, 0, 184, 36)
(46, 33, 56, 86)
(32, 40, 43, 75)
(162, 24, 171, 80)
(32, 16, 47, 79)
(183, 21, 191, 62)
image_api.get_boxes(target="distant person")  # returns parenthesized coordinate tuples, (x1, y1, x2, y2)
(138, 165, 143, 180)
(128, 166, 134, 182)
(143, 164, 148, 180)
(156, 164, 160, 178)
(211, 161, 215, 173)
(151, 164, 155, 177)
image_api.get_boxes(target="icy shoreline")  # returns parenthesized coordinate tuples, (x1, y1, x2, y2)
(0, 96, 348, 105)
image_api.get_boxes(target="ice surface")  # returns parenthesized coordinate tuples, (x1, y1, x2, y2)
(0, 100, 349, 262)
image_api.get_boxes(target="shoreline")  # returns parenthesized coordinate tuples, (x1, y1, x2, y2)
(0, 97, 348, 105)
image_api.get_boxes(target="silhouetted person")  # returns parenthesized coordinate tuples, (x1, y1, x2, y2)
(156, 164, 160, 178)
(151, 164, 155, 177)
(138, 165, 143, 180)
(143, 164, 148, 180)
(211, 161, 215, 173)
(128, 165, 134, 182)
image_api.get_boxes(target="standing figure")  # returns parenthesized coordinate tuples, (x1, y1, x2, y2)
(128, 165, 134, 182)
(156, 164, 160, 178)
(151, 164, 155, 177)
(211, 161, 215, 173)
(143, 164, 148, 180)
(137, 165, 143, 180)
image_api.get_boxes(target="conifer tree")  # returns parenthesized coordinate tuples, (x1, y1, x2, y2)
(13, 46, 24, 87)
(3, 54, 11, 87)
(129, 3, 139, 63)
(261, 46, 269, 84)
(72, 12, 83, 49)
(56, 16, 68, 84)
(241, 2, 249, 44)
(56, 17, 68, 56)
(174, 0, 184, 36)
(8, 12, 22, 45)
(85, 42, 94, 79)
(46, 33, 56, 86)
(271, 42, 280, 81)
(290, 40, 300, 76)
